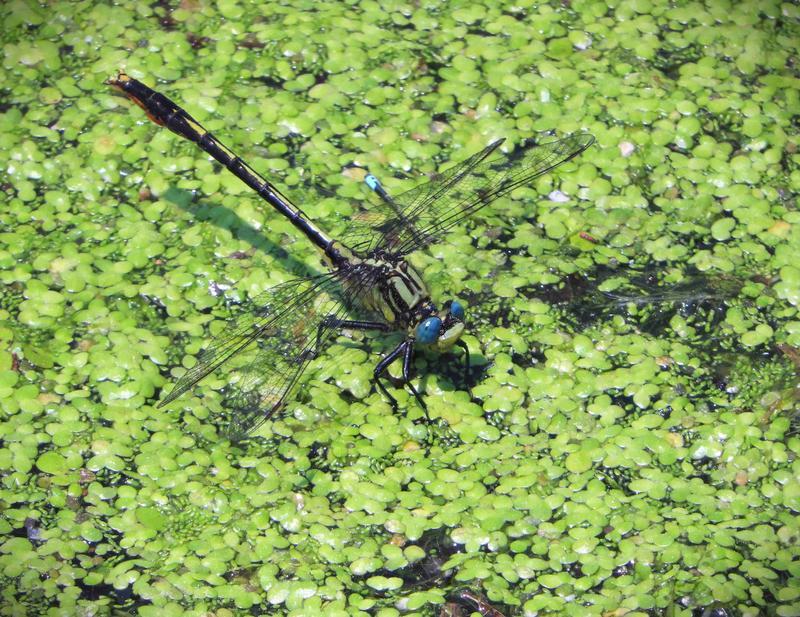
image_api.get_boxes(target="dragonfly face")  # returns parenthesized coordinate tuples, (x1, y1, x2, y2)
(415, 300, 465, 352)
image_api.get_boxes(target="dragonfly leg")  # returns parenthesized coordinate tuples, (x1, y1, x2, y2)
(402, 339, 429, 417)
(455, 339, 472, 396)
(373, 340, 408, 408)
(316, 317, 390, 353)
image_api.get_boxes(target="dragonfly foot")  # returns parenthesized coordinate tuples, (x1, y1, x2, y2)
(406, 381, 429, 420)
(456, 339, 472, 394)
(374, 366, 399, 409)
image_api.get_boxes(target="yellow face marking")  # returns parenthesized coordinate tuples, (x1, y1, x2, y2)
(436, 322, 465, 351)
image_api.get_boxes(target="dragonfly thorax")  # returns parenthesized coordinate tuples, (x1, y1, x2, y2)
(355, 252, 467, 349)
(356, 254, 430, 327)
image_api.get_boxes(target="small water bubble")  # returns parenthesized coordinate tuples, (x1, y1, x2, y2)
(548, 189, 569, 202)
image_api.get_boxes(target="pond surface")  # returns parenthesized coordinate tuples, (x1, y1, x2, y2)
(1, 1, 798, 616)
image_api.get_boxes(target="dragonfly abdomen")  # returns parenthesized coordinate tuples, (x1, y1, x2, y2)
(108, 72, 339, 262)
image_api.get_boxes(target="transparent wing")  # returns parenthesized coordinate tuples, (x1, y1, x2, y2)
(159, 274, 337, 407)
(340, 140, 503, 253)
(342, 133, 594, 255)
(159, 267, 382, 439)
(222, 266, 381, 440)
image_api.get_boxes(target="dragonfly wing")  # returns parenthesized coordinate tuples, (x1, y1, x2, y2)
(339, 140, 504, 254)
(221, 266, 380, 440)
(159, 273, 340, 408)
(344, 133, 594, 255)
(393, 133, 595, 254)
(160, 265, 384, 440)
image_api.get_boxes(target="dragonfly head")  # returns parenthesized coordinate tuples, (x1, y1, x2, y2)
(415, 300, 465, 351)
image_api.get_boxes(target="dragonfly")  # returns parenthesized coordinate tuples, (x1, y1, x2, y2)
(108, 71, 594, 440)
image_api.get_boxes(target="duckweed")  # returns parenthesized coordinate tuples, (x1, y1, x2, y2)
(1, 0, 799, 615)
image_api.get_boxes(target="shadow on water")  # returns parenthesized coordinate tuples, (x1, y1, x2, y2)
(512, 264, 745, 335)
(161, 186, 320, 279)
(352, 528, 513, 616)
(559, 268, 744, 336)
(460, 263, 747, 347)
(352, 525, 746, 616)
(463, 261, 799, 426)
(442, 589, 507, 616)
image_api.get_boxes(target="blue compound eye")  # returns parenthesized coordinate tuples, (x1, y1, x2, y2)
(416, 316, 442, 344)
(449, 300, 464, 321)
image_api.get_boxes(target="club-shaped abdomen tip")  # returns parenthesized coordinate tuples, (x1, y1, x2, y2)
(106, 70, 130, 89)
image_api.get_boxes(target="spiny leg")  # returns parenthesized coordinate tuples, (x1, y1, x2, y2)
(318, 318, 428, 412)
(315, 316, 391, 354)
(401, 339, 428, 418)
(455, 339, 472, 397)
(373, 340, 408, 408)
